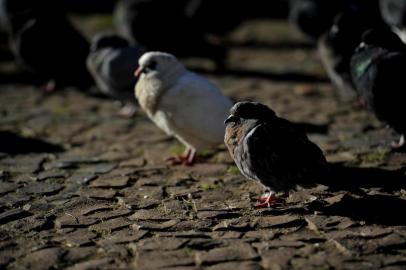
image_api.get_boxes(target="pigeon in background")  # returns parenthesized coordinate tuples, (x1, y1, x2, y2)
(288, 0, 346, 40)
(380, 0, 406, 43)
(3, 0, 92, 91)
(113, 0, 226, 69)
(135, 51, 233, 165)
(350, 29, 406, 150)
(184, 0, 246, 37)
(224, 101, 328, 208)
(318, 3, 385, 101)
(87, 33, 146, 117)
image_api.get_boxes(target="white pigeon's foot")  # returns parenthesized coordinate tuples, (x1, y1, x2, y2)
(118, 103, 137, 118)
(166, 148, 196, 166)
(255, 191, 278, 208)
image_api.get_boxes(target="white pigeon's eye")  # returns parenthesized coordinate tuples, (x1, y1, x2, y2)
(144, 60, 157, 73)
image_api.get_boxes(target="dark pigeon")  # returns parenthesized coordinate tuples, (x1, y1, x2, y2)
(318, 2, 385, 101)
(113, 0, 226, 68)
(288, 0, 347, 40)
(350, 29, 406, 149)
(224, 101, 328, 207)
(3, 0, 92, 90)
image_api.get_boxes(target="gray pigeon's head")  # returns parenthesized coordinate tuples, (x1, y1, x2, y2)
(224, 101, 276, 125)
(90, 33, 129, 52)
(135, 51, 186, 81)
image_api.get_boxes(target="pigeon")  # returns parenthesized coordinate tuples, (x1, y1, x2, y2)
(224, 101, 328, 207)
(113, 0, 226, 68)
(318, 3, 385, 101)
(184, 0, 246, 37)
(288, 0, 347, 40)
(350, 29, 406, 150)
(3, 0, 92, 91)
(87, 33, 146, 117)
(380, 0, 406, 43)
(135, 51, 233, 165)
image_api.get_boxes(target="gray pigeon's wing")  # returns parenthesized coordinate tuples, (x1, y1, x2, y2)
(103, 47, 142, 91)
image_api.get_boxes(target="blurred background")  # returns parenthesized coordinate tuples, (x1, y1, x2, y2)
(0, 0, 405, 148)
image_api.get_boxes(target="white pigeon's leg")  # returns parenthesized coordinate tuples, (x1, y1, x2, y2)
(166, 147, 196, 166)
(255, 190, 277, 208)
(185, 148, 196, 165)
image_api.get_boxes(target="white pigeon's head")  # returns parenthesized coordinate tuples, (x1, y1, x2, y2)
(134, 51, 186, 83)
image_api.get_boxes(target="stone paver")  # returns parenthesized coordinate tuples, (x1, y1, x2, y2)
(0, 19, 405, 270)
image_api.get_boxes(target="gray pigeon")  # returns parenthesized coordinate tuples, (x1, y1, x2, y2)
(87, 33, 146, 116)
(224, 101, 328, 207)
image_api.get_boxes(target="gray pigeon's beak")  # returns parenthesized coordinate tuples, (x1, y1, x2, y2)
(224, 115, 237, 124)
(134, 67, 143, 77)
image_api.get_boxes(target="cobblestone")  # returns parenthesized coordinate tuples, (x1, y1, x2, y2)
(0, 19, 405, 270)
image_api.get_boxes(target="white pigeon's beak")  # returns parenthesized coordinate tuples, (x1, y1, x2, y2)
(134, 67, 143, 77)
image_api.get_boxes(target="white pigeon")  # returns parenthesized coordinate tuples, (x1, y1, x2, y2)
(135, 51, 233, 165)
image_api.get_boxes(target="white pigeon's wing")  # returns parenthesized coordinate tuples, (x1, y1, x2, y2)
(158, 72, 233, 149)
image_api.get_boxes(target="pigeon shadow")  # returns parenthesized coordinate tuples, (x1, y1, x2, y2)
(0, 131, 64, 154)
(325, 163, 406, 192)
(319, 194, 406, 226)
(311, 163, 406, 226)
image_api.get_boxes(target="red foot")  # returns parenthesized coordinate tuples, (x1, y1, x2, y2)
(255, 192, 278, 208)
(165, 148, 196, 166)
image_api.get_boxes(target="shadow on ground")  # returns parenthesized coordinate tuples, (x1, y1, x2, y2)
(327, 164, 406, 192)
(311, 164, 406, 226)
(0, 131, 64, 154)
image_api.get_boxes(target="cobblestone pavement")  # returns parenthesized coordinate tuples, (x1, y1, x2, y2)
(1, 20, 406, 270)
